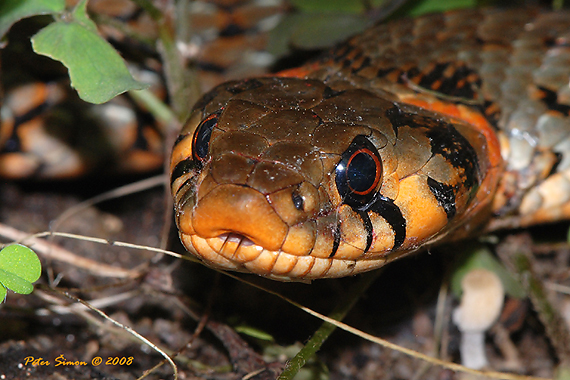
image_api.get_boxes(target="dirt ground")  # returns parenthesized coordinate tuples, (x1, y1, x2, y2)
(0, 177, 568, 380)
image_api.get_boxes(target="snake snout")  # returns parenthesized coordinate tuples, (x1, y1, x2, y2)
(191, 184, 289, 251)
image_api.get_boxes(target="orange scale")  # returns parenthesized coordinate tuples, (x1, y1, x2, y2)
(186, 235, 237, 270)
(243, 250, 279, 275)
(326, 259, 357, 278)
(351, 257, 389, 275)
(303, 257, 333, 279)
(395, 175, 448, 248)
(286, 256, 316, 279)
(270, 253, 299, 276)
(234, 243, 265, 263)
(218, 239, 240, 260)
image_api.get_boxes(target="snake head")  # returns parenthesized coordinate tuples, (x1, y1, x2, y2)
(171, 77, 493, 281)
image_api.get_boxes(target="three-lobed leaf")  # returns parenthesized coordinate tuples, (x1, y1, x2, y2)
(0, 244, 41, 301)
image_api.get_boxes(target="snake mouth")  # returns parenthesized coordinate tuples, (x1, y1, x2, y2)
(218, 233, 258, 248)
(180, 231, 392, 281)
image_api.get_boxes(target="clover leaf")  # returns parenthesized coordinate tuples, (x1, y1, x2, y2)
(0, 244, 41, 302)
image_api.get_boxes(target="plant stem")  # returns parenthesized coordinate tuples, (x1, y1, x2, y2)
(278, 270, 382, 379)
(133, 0, 201, 123)
(496, 234, 570, 368)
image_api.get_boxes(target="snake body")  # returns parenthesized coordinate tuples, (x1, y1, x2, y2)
(171, 8, 570, 280)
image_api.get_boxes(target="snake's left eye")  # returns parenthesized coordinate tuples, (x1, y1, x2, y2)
(192, 113, 218, 163)
(335, 135, 382, 208)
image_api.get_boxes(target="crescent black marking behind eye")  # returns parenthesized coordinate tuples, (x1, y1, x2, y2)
(335, 135, 383, 208)
(192, 112, 219, 163)
(368, 195, 406, 250)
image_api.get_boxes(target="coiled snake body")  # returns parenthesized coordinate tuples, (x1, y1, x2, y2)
(171, 8, 570, 281)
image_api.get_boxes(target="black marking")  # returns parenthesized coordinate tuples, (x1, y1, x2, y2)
(193, 86, 222, 110)
(367, 195, 406, 250)
(352, 50, 363, 62)
(171, 158, 198, 185)
(403, 67, 421, 83)
(425, 123, 479, 190)
(385, 107, 441, 130)
(353, 56, 371, 72)
(128, 104, 162, 151)
(548, 152, 563, 176)
(342, 50, 364, 69)
(2, 135, 20, 153)
(426, 177, 457, 220)
(173, 132, 190, 148)
(175, 176, 196, 197)
(219, 23, 245, 37)
(376, 67, 398, 78)
(357, 210, 374, 253)
(536, 86, 570, 115)
(544, 35, 557, 48)
(196, 61, 225, 74)
(322, 86, 345, 99)
(13, 101, 52, 128)
(329, 222, 342, 258)
(418, 63, 449, 86)
(227, 78, 264, 94)
(175, 178, 198, 210)
(384, 106, 402, 137)
(332, 45, 350, 62)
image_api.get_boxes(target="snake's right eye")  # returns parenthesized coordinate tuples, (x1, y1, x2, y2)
(335, 135, 383, 208)
(192, 113, 218, 163)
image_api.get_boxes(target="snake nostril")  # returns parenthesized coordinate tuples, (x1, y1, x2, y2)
(292, 191, 304, 211)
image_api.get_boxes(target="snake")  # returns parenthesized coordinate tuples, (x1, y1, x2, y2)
(170, 7, 570, 281)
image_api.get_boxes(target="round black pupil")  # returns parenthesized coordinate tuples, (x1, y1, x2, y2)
(194, 117, 216, 160)
(347, 151, 376, 193)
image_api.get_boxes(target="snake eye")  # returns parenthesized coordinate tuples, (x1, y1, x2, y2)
(335, 135, 382, 208)
(192, 112, 218, 163)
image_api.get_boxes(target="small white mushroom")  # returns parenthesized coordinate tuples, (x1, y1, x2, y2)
(453, 268, 505, 370)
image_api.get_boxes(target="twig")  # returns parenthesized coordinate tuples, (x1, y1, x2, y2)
(0, 223, 141, 278)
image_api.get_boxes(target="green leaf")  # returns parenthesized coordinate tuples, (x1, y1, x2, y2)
(0, 269, 34, 294)
(70, 0, 97, 33)
(0, 0, 65, 38)
(451, 245, 525, 299)
(0, 244, 41, 296)
(0, 284, 6, 303)
(31, 17, 148, 104)
(289, 0, 367, 13)
(235, 325, 275, 342)
(404, 0, 476, 17)
(268, 13, 368, 56)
